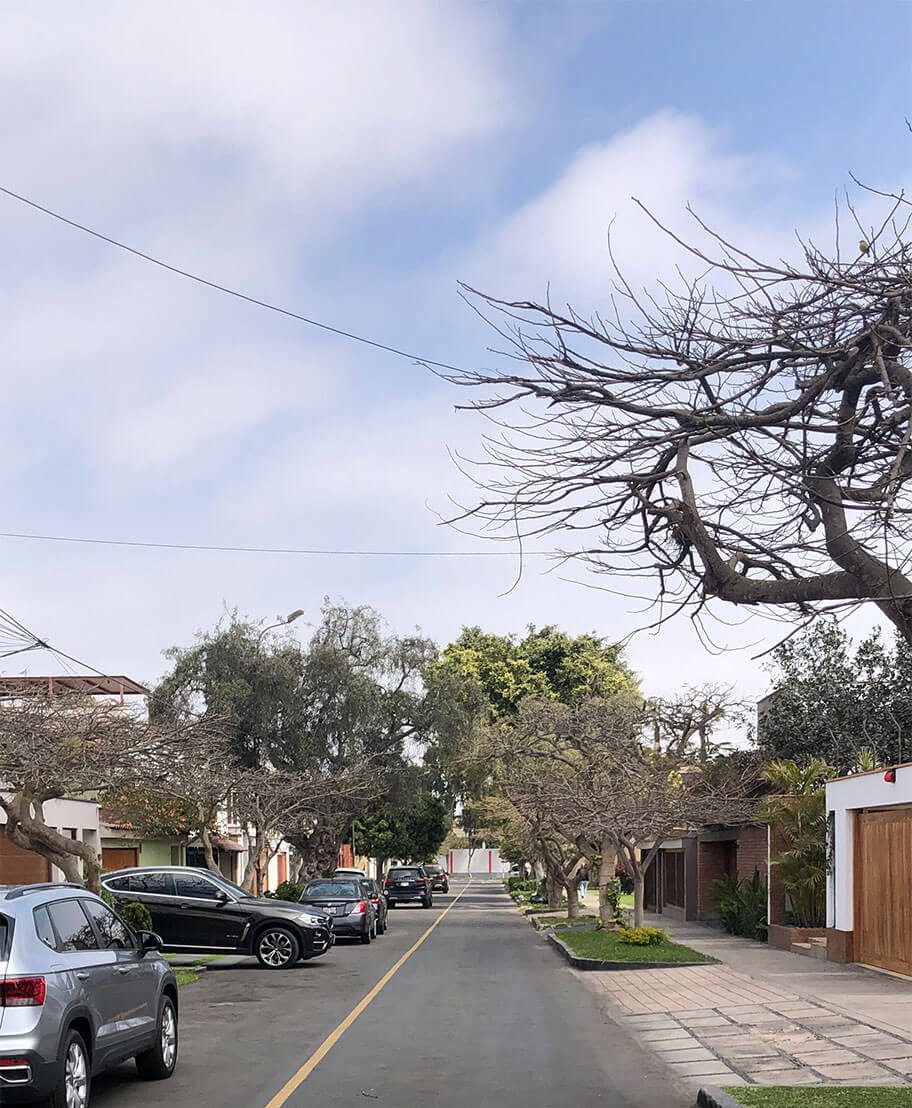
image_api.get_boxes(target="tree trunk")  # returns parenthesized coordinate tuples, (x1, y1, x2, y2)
(546, 866, 563, 910)
(199, 825, 221, 875)
(632, 866, 646, 927)
(0, 795, 100, 889)
(598, 836, 618, 928)
(566, 879, 580, 918)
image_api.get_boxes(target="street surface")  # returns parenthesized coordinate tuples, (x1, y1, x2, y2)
(92, 878, 689, 1107)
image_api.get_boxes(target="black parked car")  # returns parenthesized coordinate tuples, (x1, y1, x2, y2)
(383, 865, 433, 908)
(361, 877, 389, 934)
(422, 863, 449, 893)
(101, 867, 333, 969)
(298, 879, 377, 942)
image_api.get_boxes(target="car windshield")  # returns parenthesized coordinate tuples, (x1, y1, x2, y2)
(424, 865, 441, 873)
(388, 869, 420, 879)
(303, 881, 360, 898)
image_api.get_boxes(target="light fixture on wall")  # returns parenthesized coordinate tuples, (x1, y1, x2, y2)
(884, 768, 897, 783)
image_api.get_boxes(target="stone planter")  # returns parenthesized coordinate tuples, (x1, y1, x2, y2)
(767, 923, 826, 951)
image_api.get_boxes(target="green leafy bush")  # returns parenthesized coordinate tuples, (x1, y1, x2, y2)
(99, 887, 117, 911)
(617, 925, 668, 946)
(121, 901, 153, 933)
(263, 880, 306, 902)
(602, 876, 623, 923)
(713, 871, 768, 940)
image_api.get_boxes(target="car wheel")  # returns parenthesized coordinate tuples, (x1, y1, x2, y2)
(47, 1028, 90, 1108)
(136, 994, 178, 1081)
(255, 926, 300, 969)
(360, 920, 372, 944)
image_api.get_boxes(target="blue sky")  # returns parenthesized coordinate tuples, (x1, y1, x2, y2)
(0, 1, 909, 700)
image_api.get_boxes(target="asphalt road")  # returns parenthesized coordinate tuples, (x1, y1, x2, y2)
(91, 878, 690, 1108)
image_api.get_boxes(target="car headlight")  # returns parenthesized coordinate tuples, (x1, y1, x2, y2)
(298, 912, 330, 928)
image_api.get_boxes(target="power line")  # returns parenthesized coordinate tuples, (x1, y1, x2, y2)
(0, 185, 464, 374)
(0, 529, 553, 558)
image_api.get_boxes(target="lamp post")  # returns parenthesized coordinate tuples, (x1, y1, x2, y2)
(254, 609, 306, 647)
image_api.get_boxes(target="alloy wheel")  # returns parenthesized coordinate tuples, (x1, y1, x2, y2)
(65, 1041, 88, 1108)
(259, 930, 294, 967)
(161, 1003, 178, 1069)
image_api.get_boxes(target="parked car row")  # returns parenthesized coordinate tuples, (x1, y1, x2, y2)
(0, 863, 450, 1106)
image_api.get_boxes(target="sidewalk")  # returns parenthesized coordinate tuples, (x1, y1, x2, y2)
(578, 915, 912, 1092)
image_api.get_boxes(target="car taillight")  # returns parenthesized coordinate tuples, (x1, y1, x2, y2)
(0, 1057, 30, 1067)
(0, 977, 46, 1007)
(354, 901, 366, 914)
(383, 879, 392, 886)
(416, 878, 426, 886)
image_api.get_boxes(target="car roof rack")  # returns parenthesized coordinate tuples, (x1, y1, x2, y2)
(3, 882, 87, 900)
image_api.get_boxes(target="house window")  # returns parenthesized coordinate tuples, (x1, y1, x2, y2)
(186, 846, 220, 869)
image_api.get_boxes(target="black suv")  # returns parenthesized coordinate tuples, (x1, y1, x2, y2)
(383, 865, 433, 908)
(422, 863, 449, 893)
(101, 867, 333, 970)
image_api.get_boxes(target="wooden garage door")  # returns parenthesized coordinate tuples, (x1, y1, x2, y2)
(0, 833, 51, 884)
(102, 847, 139, 872)
(855, 808, 912, 976)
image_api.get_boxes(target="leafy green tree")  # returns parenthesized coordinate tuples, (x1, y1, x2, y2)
(356, 792, 451, 874)
(760, 758, 834, 929)
(760, 621, 912, 772)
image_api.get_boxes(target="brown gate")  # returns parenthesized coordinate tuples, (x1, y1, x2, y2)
(0, 833, 51, 884)
(854, 808, 912, 976)
(102, 847, 139, 872)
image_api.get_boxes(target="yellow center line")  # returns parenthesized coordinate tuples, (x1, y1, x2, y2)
(263, 879, 472, 1108)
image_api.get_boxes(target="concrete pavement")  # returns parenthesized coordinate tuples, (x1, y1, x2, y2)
(89, 877, 690, 1108)
(581, 914, 912, 1091)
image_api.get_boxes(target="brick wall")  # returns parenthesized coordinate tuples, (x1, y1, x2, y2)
(736, 824, 768, 882)
(697, 840, 735, 917)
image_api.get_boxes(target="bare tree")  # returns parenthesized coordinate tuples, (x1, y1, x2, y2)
(448, 187, 912, 643)
(646, 683, 749, 760)
(493, 696, 754, 925)
(0, 694, 220, 891)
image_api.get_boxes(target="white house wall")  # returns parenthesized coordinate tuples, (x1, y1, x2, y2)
(826, 764, 912, 932)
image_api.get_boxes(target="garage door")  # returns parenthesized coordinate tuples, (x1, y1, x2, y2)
(102, 847, 139, 872)
(855, 808, 912, 976)
(0, 832, 51, 884)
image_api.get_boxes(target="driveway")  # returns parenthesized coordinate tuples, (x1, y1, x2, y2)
(90, 878, 690, 1108)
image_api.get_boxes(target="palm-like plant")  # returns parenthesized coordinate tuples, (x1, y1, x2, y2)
(760, 757, 835, 929)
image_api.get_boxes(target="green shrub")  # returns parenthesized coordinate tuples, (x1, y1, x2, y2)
(263, 880, 306, 902)
(121, 901, 153, 933)
(713, 871, 768, 940)
(617, 925, 668, 946)
(99, 887, 117, 911)
(506, 877, 539, 895)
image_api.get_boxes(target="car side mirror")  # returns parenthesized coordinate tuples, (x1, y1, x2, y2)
(136, 931, 163, 955)
(215, 889, 230, 904)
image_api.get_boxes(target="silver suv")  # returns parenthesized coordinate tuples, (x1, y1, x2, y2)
(0, 882, 178, 1107)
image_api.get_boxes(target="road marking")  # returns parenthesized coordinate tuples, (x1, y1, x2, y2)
(263, 881, 472, 1107)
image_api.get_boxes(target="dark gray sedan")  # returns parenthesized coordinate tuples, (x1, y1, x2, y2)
(298, 879, 377, 944)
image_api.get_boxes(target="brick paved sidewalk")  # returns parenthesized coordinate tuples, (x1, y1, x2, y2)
(586, 963, 912, 1091)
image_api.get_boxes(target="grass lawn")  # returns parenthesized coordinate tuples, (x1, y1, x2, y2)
(536, 915, 598, 927)
(730, 1090, 912, 1107)
(559, 928, 717, 964)
(173, 969, 200, 987)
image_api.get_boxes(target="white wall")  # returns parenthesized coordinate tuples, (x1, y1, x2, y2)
(441, 847, 511, 875)
(826, 764, 912, 931)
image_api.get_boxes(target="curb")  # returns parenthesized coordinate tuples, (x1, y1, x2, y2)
(547, 931, 714, 972)
(530, 915, 598, 932)
(696, 1087, 745, 1108)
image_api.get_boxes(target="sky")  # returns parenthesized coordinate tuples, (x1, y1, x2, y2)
(1, 1, 910, 705)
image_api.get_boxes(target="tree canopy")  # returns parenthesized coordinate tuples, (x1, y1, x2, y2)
(759, 620, 912, 771)
(448, 185, 912, 643)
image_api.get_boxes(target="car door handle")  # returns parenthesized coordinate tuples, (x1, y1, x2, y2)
(116, 966, 135, 975)
(76, 972, 90, 981)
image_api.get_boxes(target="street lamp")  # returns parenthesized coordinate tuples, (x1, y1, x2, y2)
(255, 609, 306, 647)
